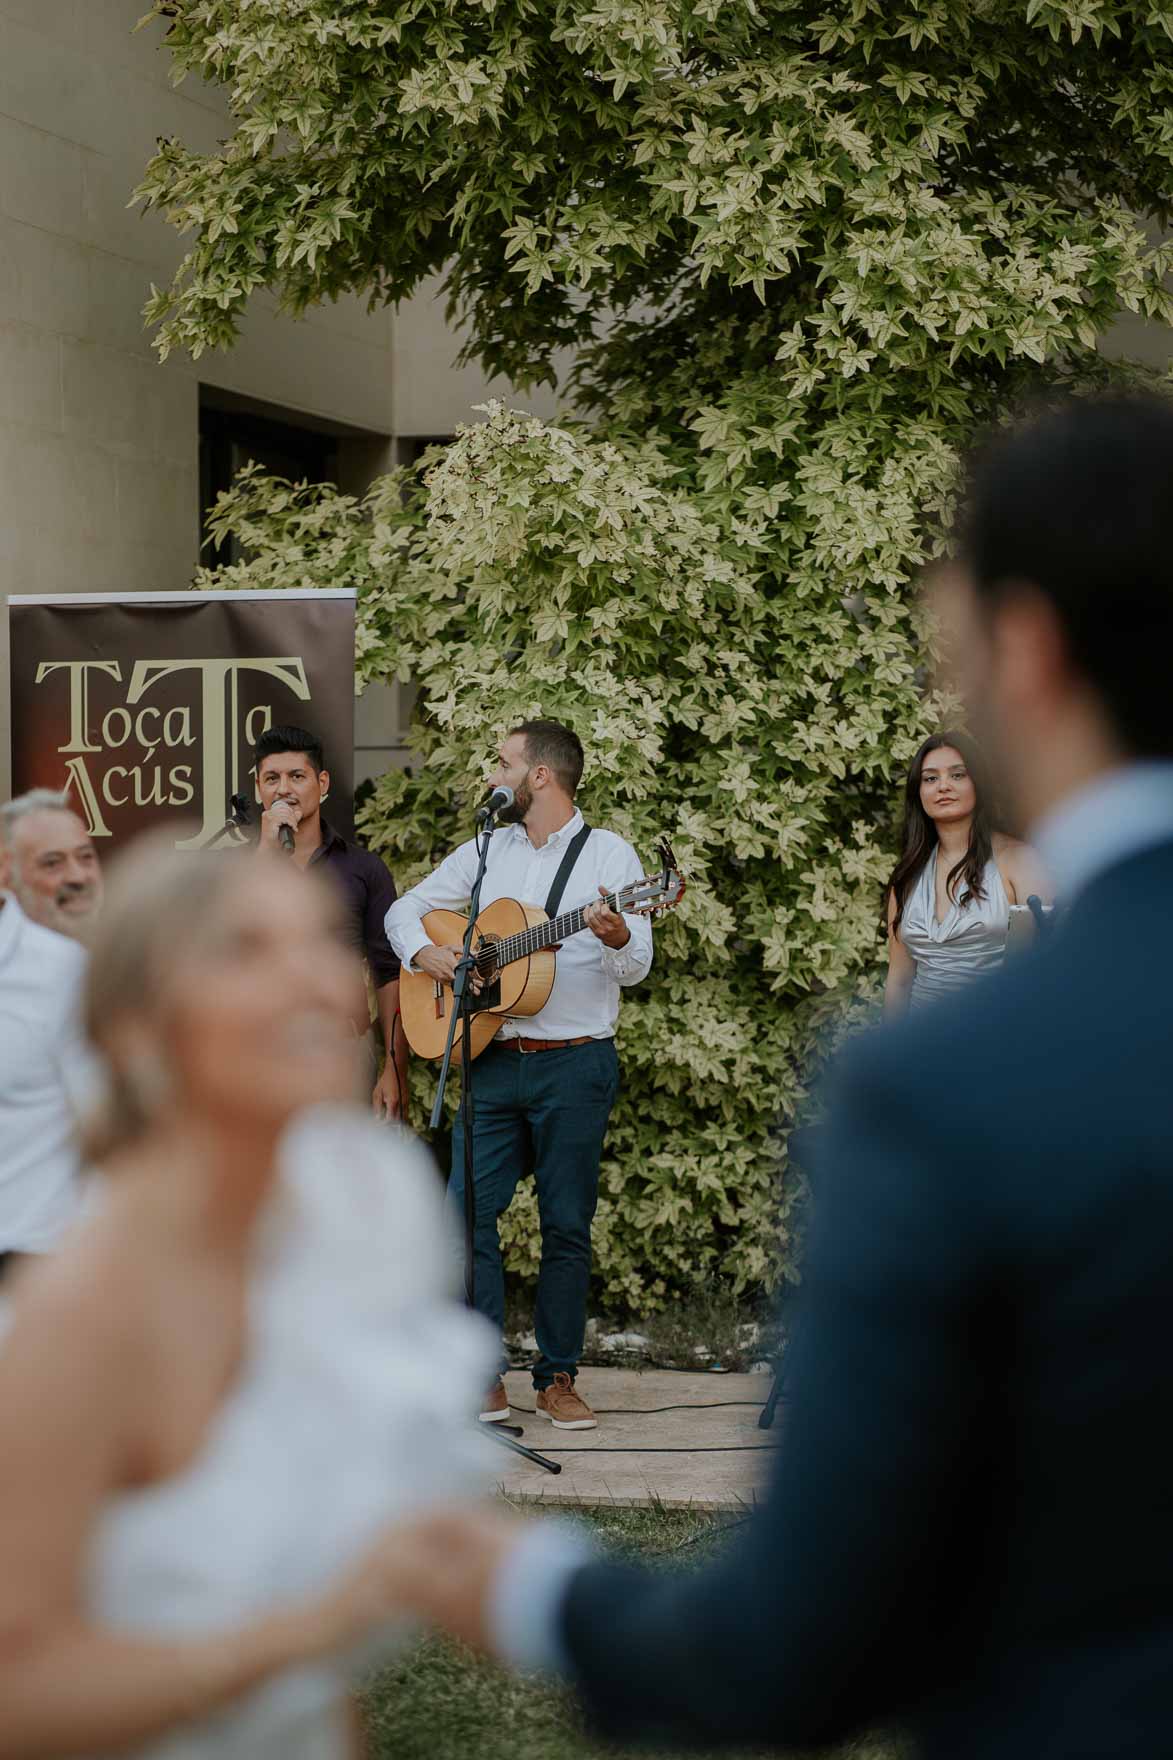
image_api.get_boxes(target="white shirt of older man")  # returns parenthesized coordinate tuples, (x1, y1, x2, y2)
(0, 893, 88, 1253)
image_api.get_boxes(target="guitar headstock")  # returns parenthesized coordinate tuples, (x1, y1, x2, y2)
(621, 838, 687, 919)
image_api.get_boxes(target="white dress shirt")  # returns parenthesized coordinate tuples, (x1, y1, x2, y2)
(384, 809, 653, 1039)
(489, 1518, 598, 1675)
(0, 895, 88, 1253)
(1033, 761, 1173, 903)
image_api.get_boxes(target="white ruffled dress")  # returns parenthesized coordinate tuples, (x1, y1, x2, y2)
(79, 1107, 495, 1760)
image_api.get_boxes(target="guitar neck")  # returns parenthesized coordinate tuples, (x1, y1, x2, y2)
(481, 894, 624, 973)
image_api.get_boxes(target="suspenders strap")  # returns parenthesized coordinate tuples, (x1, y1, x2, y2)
(543, 823, 593, 919)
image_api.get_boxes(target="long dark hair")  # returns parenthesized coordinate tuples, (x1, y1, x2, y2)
(886, 733, 996, 935)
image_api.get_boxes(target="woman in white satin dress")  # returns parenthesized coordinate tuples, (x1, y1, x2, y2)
(884, 733, 1051, 1018)
(0, 837, 493, 1760)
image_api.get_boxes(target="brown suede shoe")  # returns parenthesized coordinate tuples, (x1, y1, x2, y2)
(478, 1377, 511, 1424)
(536, 1372, 597, 1430)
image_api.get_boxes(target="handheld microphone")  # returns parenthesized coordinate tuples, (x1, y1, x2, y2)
(277, 822, 296, 854)
(1027, 894, 1051, 937)
(476, 785, 514, 825)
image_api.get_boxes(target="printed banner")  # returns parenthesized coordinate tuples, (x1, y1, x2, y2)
(8, 591, 356, 848)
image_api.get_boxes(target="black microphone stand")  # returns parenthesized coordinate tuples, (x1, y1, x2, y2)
(221, 793, 254, 842)
(430, 804, 560, 1475)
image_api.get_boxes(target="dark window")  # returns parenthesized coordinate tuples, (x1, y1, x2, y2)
(199, 401, 340, 568)
(397, 435, 453, 470)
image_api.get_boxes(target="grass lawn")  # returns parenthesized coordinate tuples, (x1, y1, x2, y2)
(361, 1504, 903, 1760)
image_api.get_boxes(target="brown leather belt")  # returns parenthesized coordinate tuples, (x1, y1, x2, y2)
(497, 1035, 595, 1054)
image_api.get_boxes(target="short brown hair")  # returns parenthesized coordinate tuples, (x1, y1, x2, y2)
(961, 392, 1173, 756)
(511, 719, 584, 797)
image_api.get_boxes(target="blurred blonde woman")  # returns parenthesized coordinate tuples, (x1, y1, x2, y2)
(0, 836, 491, 1760)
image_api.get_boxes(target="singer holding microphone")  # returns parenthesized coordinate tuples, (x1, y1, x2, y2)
(385, 721, 652, 1432)
(253, 725, 409, 1121)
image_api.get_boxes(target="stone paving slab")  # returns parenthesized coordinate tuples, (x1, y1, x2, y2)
(489, 1367, 778, 1511)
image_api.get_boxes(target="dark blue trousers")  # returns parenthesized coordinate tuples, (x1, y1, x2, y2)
(450, 1038, 619, 1389)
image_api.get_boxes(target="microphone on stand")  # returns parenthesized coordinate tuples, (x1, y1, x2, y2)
(220, 792, 253, 844)
(1027, 894, 1054, 938)
(475, 785, 514, 825)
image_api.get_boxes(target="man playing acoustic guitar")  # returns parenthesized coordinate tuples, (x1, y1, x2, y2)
(385, 720, 652, 1430)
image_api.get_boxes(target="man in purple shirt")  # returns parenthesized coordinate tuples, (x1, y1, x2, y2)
(252, 725, 408, 1120)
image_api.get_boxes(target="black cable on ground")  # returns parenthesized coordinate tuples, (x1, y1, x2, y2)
(507, 1400, 768, 1415)
(505, 1360, 780, 1377)
(520, 1444, 780, 1455)
(667, 1516, 753, 1552)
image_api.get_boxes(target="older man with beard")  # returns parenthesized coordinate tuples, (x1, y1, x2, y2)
(0, 792, 99, 1282)
(0, 790, 103, 943)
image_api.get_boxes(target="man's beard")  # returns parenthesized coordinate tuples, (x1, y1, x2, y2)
(966, 701, 1030, 838)
(14, 881, 99, 942)
(495, 779, 532, 825)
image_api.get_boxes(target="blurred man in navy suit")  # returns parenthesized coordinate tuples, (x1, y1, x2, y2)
(384, 395, 1173, 1760)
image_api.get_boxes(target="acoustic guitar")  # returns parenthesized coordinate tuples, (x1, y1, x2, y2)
(400, 839, 686, 1061)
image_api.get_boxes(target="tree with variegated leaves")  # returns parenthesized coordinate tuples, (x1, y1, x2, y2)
(138, 0, 1173, 1309)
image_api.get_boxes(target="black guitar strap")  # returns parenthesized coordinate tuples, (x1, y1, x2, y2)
(543, 823, 593, 919)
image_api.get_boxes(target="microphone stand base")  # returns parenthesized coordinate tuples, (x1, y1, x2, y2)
(481, 1425, 562, 1473)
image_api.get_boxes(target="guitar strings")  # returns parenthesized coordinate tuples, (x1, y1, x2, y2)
(473, 889, 629, 971)
(478, 898, 616, 968)
(467, 841, 680, 973)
